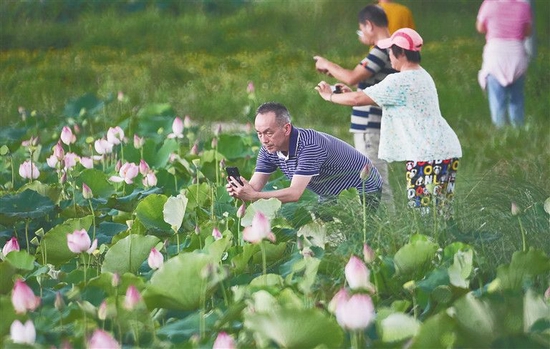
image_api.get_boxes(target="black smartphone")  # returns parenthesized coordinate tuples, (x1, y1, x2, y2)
(226, 166, 244, 186)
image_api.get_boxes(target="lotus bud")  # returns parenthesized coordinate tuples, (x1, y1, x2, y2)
(87, 329, 120, 349)
(2, 237, 20, 258)
(60, 126, 76, 145)
(511, 202, 521, 216)
(236, 203, 246, 219)
(213, 332, 236, 349)
(345, 255, 373, 291)
(212, 228, 222, 240)
(82, 183, 93, 200)
(54, 292, 65, 311)
(363, 243, 375, 264)
(335, 293, 375, 331)
(10, 320, 36, 345)
(111, 273, 120, 288)
(123, 285, 142, 310)
(360, 162, 372, 181)
(147, 248, 163, 270)
(11, 279, 41, 314)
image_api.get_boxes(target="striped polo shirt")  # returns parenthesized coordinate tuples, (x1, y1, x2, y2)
(351, 46, 396, 132)
(255, 126, 382, 199)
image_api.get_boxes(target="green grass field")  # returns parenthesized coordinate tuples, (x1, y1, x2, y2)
(1, 0, 549, 267)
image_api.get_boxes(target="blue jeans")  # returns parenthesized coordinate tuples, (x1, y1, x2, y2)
(486, 74, 525, 128)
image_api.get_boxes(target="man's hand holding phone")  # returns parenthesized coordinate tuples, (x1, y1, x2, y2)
(225, 167, 244, 187)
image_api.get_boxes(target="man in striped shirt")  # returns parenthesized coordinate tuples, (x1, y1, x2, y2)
(314, 4, 396, 207)
(226, 102, 382, 207)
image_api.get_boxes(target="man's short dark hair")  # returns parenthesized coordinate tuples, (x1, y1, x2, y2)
(390, 45, 422, 63)
(256, 102, 291, 125)
(358, 4, 388, 28)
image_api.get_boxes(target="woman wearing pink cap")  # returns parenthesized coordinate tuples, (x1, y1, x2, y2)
(315, 28, 462, 218)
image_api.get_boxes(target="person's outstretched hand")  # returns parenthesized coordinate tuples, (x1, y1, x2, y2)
(313, 56, 331, 75)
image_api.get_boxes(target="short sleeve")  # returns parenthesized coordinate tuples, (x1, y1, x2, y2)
(362, 74, 406, 107)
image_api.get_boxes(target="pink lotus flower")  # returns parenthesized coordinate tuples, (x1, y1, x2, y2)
(46, 154, 59, 168)
(18, 160, 40, 180)
(98, 300, 108, 320)
(335, 293, 375, 331)
(190, 143, 199, 155)
(363, 243, 376, 264)
(64, 152, 80, 169)
(53, 141, 65, 159)
(124, 285, 142, 310)
(328, 288, 349, 314)
(147, 248, 163, 270)
(133, 134, 145, 149)
(21, 136, 38, 148)
(60, 126, 76, 145)
(168, 117, 184, 138)
(213, 331, 236, 349)
(67, 229, 97, 254)
(82, 183, 93, 199)
(142, 172, 158, 187)
(11, 279, 41, 314)
(236, 203, 246, 219)
(87, 329, 121, 349)
(247, 81, 255, 94)
(107, 126, 125, 145)
(139, 159, 151, 176)
(2, 237, 20, 258)
(80, 156, 94, 169)
(10, 320, 36, 345)
(345, 255, 375, 292)
(242, 211, 276, 244)
(212, 228, 222, 240)
(511, 202, 521, 216)
(94, 138, 114, 155)
(183, 115, 192, 128)
(112, 273, 120, 288)
(109, 162, 139, 184)
(360, 162, 372, 180)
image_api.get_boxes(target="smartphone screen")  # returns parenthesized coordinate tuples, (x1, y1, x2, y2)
(226, 167, 244, 186)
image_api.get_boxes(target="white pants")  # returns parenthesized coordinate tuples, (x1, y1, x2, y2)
(354, 131, 394, 209)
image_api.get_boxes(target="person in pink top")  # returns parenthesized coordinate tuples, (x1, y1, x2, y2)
(476, 0, 533, 128)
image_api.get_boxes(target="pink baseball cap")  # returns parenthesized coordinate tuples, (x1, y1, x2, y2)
(377, 28, 423, 52)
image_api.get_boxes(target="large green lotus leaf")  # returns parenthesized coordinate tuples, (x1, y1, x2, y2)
(134, 194, 172, 234)
(0, 126, 26, 144)
(0, 262, 16, 294)
(452, 293, 495, 347)
(393, 239, 438, 278)
(185, 183, 212, 210)
(104, 187, 162, 212)
(151, 139, 179, 169)
(245, 307, 344, 348)
(36, 216, 93, 266)
(0, 189, 55, 224)
(156, 310, 220, 344)
(448, 249, 473, 288)
(78, 169, 115, 198)
(4, 250, 34, 271)
(409, 311, 457, 349)
(241, 198, 282, 227)
(217, 133, 256, 160)
(19, 181, 63, 205)
(380, 313, 421, 343)
(163, 194, 188, 232)
(143, 251, 220, 311)
(493, 248, 550, 291)
(524, 289, 550, 331)
(101, 234, 160, 275)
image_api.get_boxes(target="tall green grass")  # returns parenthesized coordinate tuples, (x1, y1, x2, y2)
(1, 0, 549, 269)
